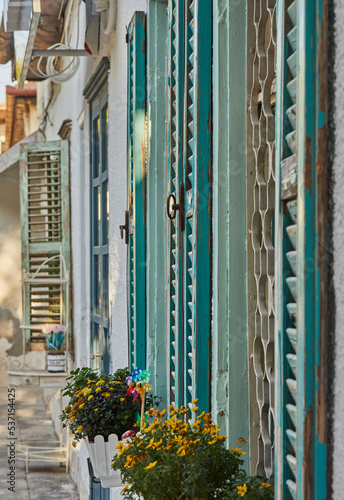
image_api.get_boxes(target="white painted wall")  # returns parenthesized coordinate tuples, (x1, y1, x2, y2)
(38, 0, 145, 497)
(333, 2, 344, 498)
(0, 172, 21, 387)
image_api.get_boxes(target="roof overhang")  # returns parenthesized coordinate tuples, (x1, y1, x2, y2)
(0, 129, 44, 174)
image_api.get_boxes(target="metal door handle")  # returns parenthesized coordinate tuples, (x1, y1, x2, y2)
(119, 210, 129, 244)
(90, 352, 103, 359)
(166, 182, 185, 231)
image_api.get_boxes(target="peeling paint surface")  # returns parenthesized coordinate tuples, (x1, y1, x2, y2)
(332, 1, 344, 497)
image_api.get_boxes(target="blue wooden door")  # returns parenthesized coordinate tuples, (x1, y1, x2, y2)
(166, 0, 211, 412)
(275, 0, 328, 498)
(88, 459, 110, 500)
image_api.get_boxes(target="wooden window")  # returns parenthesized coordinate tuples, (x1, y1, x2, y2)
(89, 84, 109, 374)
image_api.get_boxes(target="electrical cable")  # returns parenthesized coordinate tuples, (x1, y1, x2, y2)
(30, 0, 81, 84)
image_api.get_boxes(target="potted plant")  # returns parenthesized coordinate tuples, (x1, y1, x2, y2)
(60, 366, 156, 487)
(42, 324, 67, 372)
(112, 402, 274, 499)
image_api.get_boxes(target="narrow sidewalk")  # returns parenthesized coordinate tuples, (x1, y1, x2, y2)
(0, 387, 80, 499)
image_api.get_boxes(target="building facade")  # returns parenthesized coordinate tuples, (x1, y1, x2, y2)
(2, 0, 343, 499)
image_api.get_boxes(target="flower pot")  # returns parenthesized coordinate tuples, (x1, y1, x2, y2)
(85, 433, 122, 488)
(46, 351, 66, 372)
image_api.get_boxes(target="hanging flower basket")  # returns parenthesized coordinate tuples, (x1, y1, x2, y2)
(85, 434, 122, 488)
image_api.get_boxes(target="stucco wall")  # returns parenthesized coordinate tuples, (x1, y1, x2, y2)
(39, 1, 145, 497)
(333, 1, 344, 497)
(0, 170, 22, 387)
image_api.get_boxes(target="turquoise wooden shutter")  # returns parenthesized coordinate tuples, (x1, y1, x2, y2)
(275, 0, 328, 498)
(126, 12, 146, 371)
(166, 0, 211, 411)
(20, 140, 71, 346)
(166, 0, 184, 408)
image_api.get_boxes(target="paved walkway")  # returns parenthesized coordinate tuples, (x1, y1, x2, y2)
(0, 387, 80, 499)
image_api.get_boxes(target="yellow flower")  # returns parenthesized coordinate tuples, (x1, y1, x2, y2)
(94, 408, 98, 412)
(230, 447, 247, 455)
(120, 398, 125, 402)
(144, 461, 157, 470)
(261, 483, 271, 488)
(191, 406, 199, 412)
(102, 392, 111, 398)
(83, 388, 92, 396)
(72, 441, 76, 448)
(65, 406, 70, 412)
(79, 403, 85, 409)
(120, 484, 130, 494)
(237, 484, 247, 497)
(77, 425, 83, 433)
(236, 438, 248, 445)
(116, 441, 124, 449)
(153, 439, 163, 450)
(95, 387, 102, 393)
(88, 395, 93, 401)
(96, 380, 105, 386)
(146, 437, 155, 449)
(70, 416, 75, 422)
(191, 398, 198, 404)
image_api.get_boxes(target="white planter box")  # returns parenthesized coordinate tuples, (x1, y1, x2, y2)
(85, 433, 122, 488)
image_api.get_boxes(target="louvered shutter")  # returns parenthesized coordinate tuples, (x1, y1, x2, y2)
(20, 140, 70, 346)
(166, 0, 183, 408)
(166, 0, 211, 411)
(275, 0, 328, 498)
(126, 12, 146, 371)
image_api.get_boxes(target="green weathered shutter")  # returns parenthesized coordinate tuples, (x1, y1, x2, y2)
(275, 0, 328, 498)
(166, 0, 184, 407)
(166, 0, 211, 411)
(20, 140, 70, 346)
(126, 12, 146, 371)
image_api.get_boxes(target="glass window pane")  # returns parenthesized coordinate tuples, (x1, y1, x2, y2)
(93, 255, 100, 314)
(101, 326, 110, 374)
(102, 181, 109, 245)
(93, 186, 101, 246)
(102, 254, 109, 318)
(91, 323, 100, 371)
(101, 106, 108, 173)
(92, 117, 100, 178)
